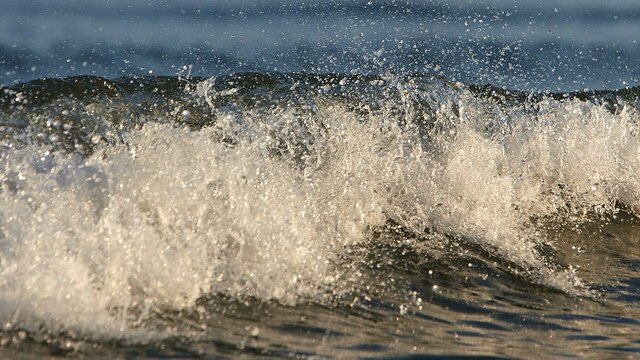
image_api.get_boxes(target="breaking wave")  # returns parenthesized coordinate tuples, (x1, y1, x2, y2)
(1, 73, 639, 343)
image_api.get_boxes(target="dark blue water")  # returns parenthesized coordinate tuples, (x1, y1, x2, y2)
(1, 1, 640, 359)
(1, 0, 639, 91)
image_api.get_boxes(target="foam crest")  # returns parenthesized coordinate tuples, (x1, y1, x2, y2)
(0, 76, 639, 340)
(0, 114, 405, 338)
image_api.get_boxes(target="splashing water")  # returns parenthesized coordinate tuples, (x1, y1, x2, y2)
(0, 73, 639, 357)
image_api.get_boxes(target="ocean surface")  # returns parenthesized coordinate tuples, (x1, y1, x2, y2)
(1, 1, 640, 359)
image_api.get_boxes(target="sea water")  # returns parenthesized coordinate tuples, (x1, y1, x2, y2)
(1, 1, 640, 359)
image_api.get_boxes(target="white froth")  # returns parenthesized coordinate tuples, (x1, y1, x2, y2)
(0, 82, 639, 339)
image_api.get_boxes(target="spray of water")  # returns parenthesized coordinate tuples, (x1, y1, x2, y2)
(0, 75, 638, 340)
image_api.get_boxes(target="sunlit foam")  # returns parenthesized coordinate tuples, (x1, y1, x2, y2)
(0, 77, 638, 340)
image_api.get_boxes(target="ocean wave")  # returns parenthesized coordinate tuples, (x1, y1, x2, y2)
(0, 73, 639, 341)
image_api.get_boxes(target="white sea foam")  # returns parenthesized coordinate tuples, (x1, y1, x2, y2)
(0, 80, 638, 339)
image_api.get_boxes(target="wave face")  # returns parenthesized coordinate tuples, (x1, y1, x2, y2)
(1, 73, 640, 357)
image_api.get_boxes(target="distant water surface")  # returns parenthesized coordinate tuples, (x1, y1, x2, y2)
(1, 0, 639, 91)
